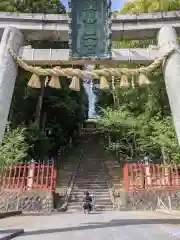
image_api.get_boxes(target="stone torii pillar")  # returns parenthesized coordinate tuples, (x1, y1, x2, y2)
(157, 26, 180, 144)
(0, 27, 23, 144)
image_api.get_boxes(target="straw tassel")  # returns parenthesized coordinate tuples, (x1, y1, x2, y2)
(48, 75, 61, 89)
(69, 76, 80, 91)
(138, 73, 151, 86)
(100, 76, 109, 90)
(131, 76, 135, 89)
(120, 75, 130, 88)
(27, 73, 41, 88)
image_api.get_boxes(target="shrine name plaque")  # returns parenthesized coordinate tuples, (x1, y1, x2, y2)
(68, 0, 112, 60)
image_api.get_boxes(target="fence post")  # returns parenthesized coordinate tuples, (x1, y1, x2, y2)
(52, 164, 56, 192)
(144, 157, 151, 186)
(123, 164, 129, 190)
(27, 160, 35, 190)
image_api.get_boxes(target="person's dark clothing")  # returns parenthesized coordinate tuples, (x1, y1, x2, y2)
(83, 195, 92, 203)
(83, 195, 92, 211)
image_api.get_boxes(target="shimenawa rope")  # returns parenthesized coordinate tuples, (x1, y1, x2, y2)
(9, 48, 175, 79)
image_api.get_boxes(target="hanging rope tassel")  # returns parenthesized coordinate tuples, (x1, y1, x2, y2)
(27, 73, 41, 88)
(48, 75, 61, 89)
(9, 47, 175, 82)
(100, 76, 109, 90)
(120, 75, 130, 88)
(138, 73, 151, 86)
(131, 76, 135, 89)
(69, 76, 80, 91)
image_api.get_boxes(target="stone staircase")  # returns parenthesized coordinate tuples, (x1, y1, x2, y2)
(55, 150, 80, 209)
(67, 136, 114, 211)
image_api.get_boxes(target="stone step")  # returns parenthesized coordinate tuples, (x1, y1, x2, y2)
(67, 208, 114, 212)
(56, 187, 67, 191)
(76, 172, 104, 175)
(78, 169, 103, 171)
(69, 198, 112, 203)
(73, 182, 108, 185)
(75, 175, 106, 178)
(79, 164, 103, 166)
(77, 170, 104, 172)
(67, 204, 113, 210)
(76, 178, 106, 180)
(57, 178, 73, 182)
(73, 182, 107, 185)
(71, 189, 109, 192)
(73, 184, 108, 187)
(68, 205, 113, 210)
(74, 178, 107, 181)
(76, 174, 105, 177)
(68, 201, 113, 207)
(75, 176, 106, 178)
(68, 200, 112, 204)
(72, 188, 109, 191)
(70, 192, 110, 197)
(58, 167, 74, 169)
(79, 164, 103, 165)
(62, 149, 118, 212)
(71, 188, 109, 192)
(72, 185, 108, 188)
(70, 197, 111, 202)
(72, 186, 108, 190)
(79, 162, 103, 164)
(77, 172, 104, 174)
(70, 195, 110, 199)
(69, 194, 112, 200)
(76, 172, 104, 174)
(71, 192, 110, 196)
(79, 163, 103, 165)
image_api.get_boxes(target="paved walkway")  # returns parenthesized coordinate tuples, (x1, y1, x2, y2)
(1, 211, 180, 239)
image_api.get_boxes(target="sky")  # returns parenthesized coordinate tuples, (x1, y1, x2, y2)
(61, 0, 126, 11)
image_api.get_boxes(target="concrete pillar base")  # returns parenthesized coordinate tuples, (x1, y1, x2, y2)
(158, 26, 180, 144)
(0, 27, 23, 145)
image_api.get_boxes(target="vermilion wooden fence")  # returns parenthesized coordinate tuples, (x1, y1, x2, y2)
(0, 163, 56, 192)
(124, 164, 180, 191)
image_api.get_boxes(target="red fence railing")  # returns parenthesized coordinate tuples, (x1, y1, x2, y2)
(0, 163, 56, 192)
(124, 164, 180, 191)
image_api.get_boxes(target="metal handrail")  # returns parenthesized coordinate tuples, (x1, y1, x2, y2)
(63, 149, 83, 209)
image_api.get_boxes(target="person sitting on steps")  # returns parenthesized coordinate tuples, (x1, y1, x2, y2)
(82, 190, 92, 214)
(91, 191, 95, 212)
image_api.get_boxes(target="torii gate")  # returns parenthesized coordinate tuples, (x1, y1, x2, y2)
(0, 2, 180, 145)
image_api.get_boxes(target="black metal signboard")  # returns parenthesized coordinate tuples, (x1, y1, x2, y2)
(68, 0, 112, 60)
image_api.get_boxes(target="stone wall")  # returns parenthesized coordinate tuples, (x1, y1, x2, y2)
(119, 189, 180, 211)
(0, 190, 54, 212)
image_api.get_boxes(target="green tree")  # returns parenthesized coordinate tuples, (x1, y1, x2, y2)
(120, 0, 176, 13)
(96, 0, 180, 164)
(0, 124, 29, 164)
(0, 0, 66, 13)
(0, 0, 89, 162)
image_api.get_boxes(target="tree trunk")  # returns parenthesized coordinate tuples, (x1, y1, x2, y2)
(35, 77, 46, 128)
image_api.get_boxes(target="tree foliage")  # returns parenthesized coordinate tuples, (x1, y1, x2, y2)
(120, 0, 179, 14)
(0, 0, 66, 13)
(0, 124, 29, 164)
(0, 1, 88, 163)
(1, 0, 180, 164)
(97, 0, 180, 164)
(98, 107, 180, 163)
